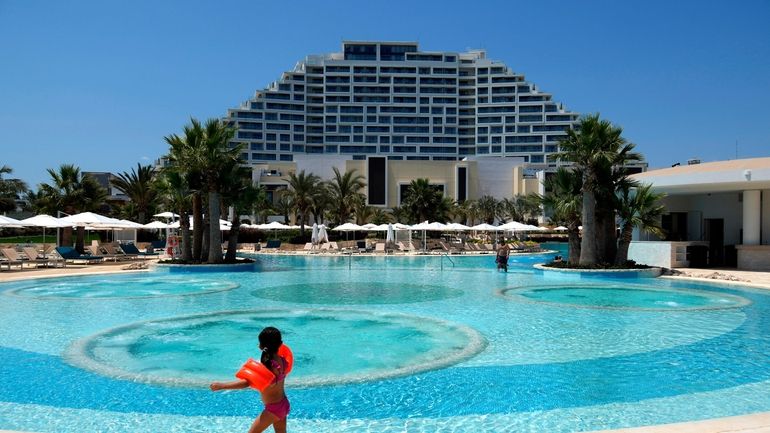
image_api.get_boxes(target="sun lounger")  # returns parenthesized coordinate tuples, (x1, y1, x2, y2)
(320, 242, 330, 252)
(87, 245, 119, 262)
(265, 240, 281, 249)
(119, 243, 159, 258)
(374, 243, 386, 254)
(329, 241, 340, 252)
(55, 246, 104, 264)
(23, 247, 64, 268)
(0, 248, 26, 269)
(102, 244, 136, 260)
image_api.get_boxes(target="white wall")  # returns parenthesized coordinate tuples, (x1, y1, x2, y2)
(467, 157, 526, 200)
(658, 192, 743, 245)
(763, 190, 770, 245)
(294, 154, 350, 180)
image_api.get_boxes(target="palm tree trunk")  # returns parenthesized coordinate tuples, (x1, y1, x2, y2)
(138, 211, 146, 225)
(75, 226, 86, 254)
(207, 190, 223, 263)
(180, 210, 192, 262)
(601, 209, 617, 264)
(568, 226, 581, 265)
(192, 193, 203, 261)
(615, 225, 634, 265)
(579, 190, 598, 265)
(225, 215, 240, 263)
(61, 227, 73, 248)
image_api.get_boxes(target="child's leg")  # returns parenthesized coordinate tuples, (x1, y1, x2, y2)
(273, 418, 287, 433)
(248, 409, 279, 433)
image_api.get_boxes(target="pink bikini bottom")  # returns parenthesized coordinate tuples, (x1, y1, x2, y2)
(264, 396, 290, 420)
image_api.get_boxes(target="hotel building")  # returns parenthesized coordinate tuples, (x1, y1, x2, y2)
(222, 41, 591, 208)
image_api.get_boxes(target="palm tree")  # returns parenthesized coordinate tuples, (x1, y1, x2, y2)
(275, 193, 293, 224)
(390, 205, 409, 224)
(252, 186, 272, 224)
(199, 118, 240, 264)
(371, 208, 392, 224)
(36, 164, 107, 252)
(156, 168, 193, 261)
(220, 165, 260, 263)
(354, 199, 375, 225)
(326, 167, 366, 225)
(112, 163, 157, 224)
(615, 183, 666, 265)
(476, 195, 499, 224)
(555, 114, 642, 265)
(310, 184, 332, 225)
(541, 168, 583, 264)
(402, 178, 443, 223)
(286, 170, 320, 235)
(0, 165, 28, 213)
(165, 119, 206, 261)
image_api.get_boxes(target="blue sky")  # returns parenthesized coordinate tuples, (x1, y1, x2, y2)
(1, 0, 768, 188)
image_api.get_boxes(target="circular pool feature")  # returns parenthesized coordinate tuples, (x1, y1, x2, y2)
(4, 275, 238, 299)
(66, 308, 486, 388)
(502, 285, 750, 311)
(252, 282, 463, 304)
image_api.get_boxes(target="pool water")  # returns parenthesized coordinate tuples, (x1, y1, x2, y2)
(508, 285, 750, 310)
(1, 247, 770, 433)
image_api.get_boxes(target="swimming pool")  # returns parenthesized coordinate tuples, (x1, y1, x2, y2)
(1, 248, 769, 432)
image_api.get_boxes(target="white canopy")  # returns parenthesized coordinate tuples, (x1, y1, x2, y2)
(0, 215, 24, 228)
(553, 226, 568, 231)
(19, 214, 69, 228)
(411, 221, 447, 231)
(470, 223, 501, 231)
(59, 212, 125, 228)
(153, 212, 179, 218)
(117, 219, 144, 229)
(257, 221, 291, 230)
(332, 222, 362, 231)
(444, 222, 471, 231)
(360, 223, 377, 230)
(498, 221, 530, 231)
(143, 220, 170, 229)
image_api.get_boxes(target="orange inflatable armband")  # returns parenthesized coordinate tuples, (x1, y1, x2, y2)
(278, 344, 294, 375)
(235, 358, 275, 391)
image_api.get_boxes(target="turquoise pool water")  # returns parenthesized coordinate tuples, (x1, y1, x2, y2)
(1, 247, 769, 433)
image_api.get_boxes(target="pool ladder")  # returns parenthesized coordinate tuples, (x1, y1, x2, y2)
(440, 252, 455, 270)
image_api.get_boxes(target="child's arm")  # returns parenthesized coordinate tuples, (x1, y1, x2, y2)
(210, 379, 249, 391)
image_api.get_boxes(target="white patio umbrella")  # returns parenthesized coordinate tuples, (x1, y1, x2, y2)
(553, 226, 568, 231)
(444, 222, 471, 231)
(258, 221, 291, 230)
(332, 222, 362, 231)
(153, 212, 180, 219)
(0, 215, 24, 228)
(410, 221, 447, 252)
(59, 212, 124, 228)
(143, 221, 170, 229)
(19, 214, 69, 245)
(470, 223, 500, 231)
(311, 223, 319, 245)
(498, 221, 530, 231)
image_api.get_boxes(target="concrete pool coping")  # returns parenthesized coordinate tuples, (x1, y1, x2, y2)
(1, 260, 770, 432)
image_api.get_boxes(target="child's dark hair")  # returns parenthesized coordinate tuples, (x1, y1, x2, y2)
(258, 327, 282, 368)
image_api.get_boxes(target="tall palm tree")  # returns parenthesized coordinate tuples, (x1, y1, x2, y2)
(275, 193, 293, 224)
(402, 178, 443, 223)
(112, 163, 157, 224)
(476, 195, 499, 224)
(555, 114, 642, 265)
(286, 170, 320, 235)
(541, 168, 583, 264)
(310, 184, 332, 225)
(252, 186, 272, 224)
(354, 199, 375, 225)
(0, 165, 28, 213)
(36, 164, 107, 252)
(156, 168, 192, 261)
(220, 165, 260, 263)
(615, 183, 666, 265)
(390, 205, 409, 224)
(199, 118, 240, 264)
(165, 119, 206, 261)
(326, 167, 366, 225)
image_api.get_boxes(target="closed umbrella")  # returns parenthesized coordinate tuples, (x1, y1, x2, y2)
(318, 225, 329, 244)
(311, 223, 319, 246)
(385, 223, 395, 246)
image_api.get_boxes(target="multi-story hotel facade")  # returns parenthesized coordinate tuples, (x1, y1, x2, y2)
(221, 41, 613, 209)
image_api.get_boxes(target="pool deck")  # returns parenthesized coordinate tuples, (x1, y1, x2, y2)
(1, 260, 769, 433)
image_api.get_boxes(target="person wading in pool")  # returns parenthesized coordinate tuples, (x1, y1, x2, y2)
(496, 240, 510, 272)
(210, 327, 290, 433)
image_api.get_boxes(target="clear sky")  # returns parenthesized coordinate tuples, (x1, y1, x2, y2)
(1, 0, 769, 188)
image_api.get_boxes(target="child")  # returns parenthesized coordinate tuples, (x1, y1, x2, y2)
(210, 327, 290, 433)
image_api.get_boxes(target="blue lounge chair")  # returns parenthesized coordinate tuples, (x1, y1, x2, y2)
(55, 246, 104, 264)
(119, 243, 160, 257)
(265, 240, 281, 249)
